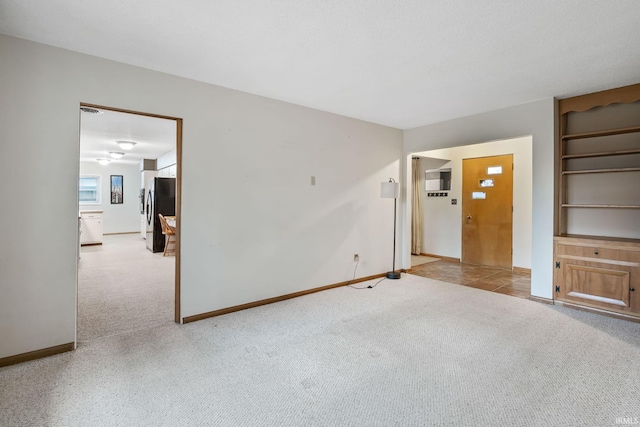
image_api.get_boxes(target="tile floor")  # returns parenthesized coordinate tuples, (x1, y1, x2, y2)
(408, 259, 531, 299)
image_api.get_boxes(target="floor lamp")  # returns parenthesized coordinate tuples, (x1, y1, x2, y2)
(381, 178, 401, 279)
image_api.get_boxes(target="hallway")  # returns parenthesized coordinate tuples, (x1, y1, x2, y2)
(78, 234, 175, 344)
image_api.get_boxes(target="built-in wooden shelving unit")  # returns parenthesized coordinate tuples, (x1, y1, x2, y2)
(554, 83, 640, 319)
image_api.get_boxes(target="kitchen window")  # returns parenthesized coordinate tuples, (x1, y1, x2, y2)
(79, 175, 101, 204)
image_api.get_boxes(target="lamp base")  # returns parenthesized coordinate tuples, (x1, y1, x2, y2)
(385, 271, 401, 280)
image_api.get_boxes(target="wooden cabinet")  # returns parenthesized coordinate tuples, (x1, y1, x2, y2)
(80, 211, 103, 245)
(555, 83, 640, 318)
(554, 237, 640, 316)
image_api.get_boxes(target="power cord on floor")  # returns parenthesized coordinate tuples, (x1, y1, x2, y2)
(347, 258, 398, 289)
(345, 258, 360, 288)
(349, 276, 388, 289)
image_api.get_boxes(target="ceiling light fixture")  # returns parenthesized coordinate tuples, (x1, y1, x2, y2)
(97, 158, 111, 165)
(117, 141, 136, 150)
(109, 152, 125, 159)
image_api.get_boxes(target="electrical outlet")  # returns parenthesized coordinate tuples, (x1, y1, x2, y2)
(354, 253, 359, 262)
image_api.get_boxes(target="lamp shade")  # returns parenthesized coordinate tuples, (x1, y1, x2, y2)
(380, 180, 399, 199)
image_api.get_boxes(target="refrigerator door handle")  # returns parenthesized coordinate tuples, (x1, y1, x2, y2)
(146, 189, 153, 225)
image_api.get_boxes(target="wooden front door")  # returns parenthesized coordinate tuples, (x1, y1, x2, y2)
(462, 154, 513, 268)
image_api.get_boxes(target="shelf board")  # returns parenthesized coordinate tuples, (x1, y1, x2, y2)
(562, 126, 640, 140)
(556, 234, 640, 244)
(562, 204, 640, 209)
(562, 148, 640, 160)
(562, 167, 640, 175)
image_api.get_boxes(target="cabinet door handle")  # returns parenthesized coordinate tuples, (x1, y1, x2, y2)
(594, 251, 599, 255)
(631, 288, 635, 292)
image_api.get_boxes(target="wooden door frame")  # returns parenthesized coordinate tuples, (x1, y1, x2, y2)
(78, 103, 183, 324)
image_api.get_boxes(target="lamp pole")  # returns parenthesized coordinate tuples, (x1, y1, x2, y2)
(386, 184, 401, 280)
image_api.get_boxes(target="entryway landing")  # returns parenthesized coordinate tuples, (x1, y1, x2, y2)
(408, 259, 530, 299)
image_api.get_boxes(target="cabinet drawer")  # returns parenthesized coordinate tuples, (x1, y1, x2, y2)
(81, 213, 102, 219)
(555, 243, 640, 264)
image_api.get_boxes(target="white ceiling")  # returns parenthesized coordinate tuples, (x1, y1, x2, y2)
(79, 108, 176, 165)
(1, 1, 640, 130)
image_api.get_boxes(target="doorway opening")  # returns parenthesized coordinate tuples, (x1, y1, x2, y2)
(406, 136, 532, 299)
(77, 104, 183, 344)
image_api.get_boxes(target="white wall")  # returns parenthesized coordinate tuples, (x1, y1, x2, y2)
(79, 161, 141, 234)
(0, 34, 402, 359)
(413, 136, 533, 269)
(403, 99, 556, 300)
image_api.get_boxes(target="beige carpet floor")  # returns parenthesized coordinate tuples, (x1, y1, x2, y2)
(77, 234, 175, 344)
(2, 273, 639, 426)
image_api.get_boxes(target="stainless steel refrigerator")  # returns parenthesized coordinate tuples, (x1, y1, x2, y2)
(145, 177, 176, 252)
